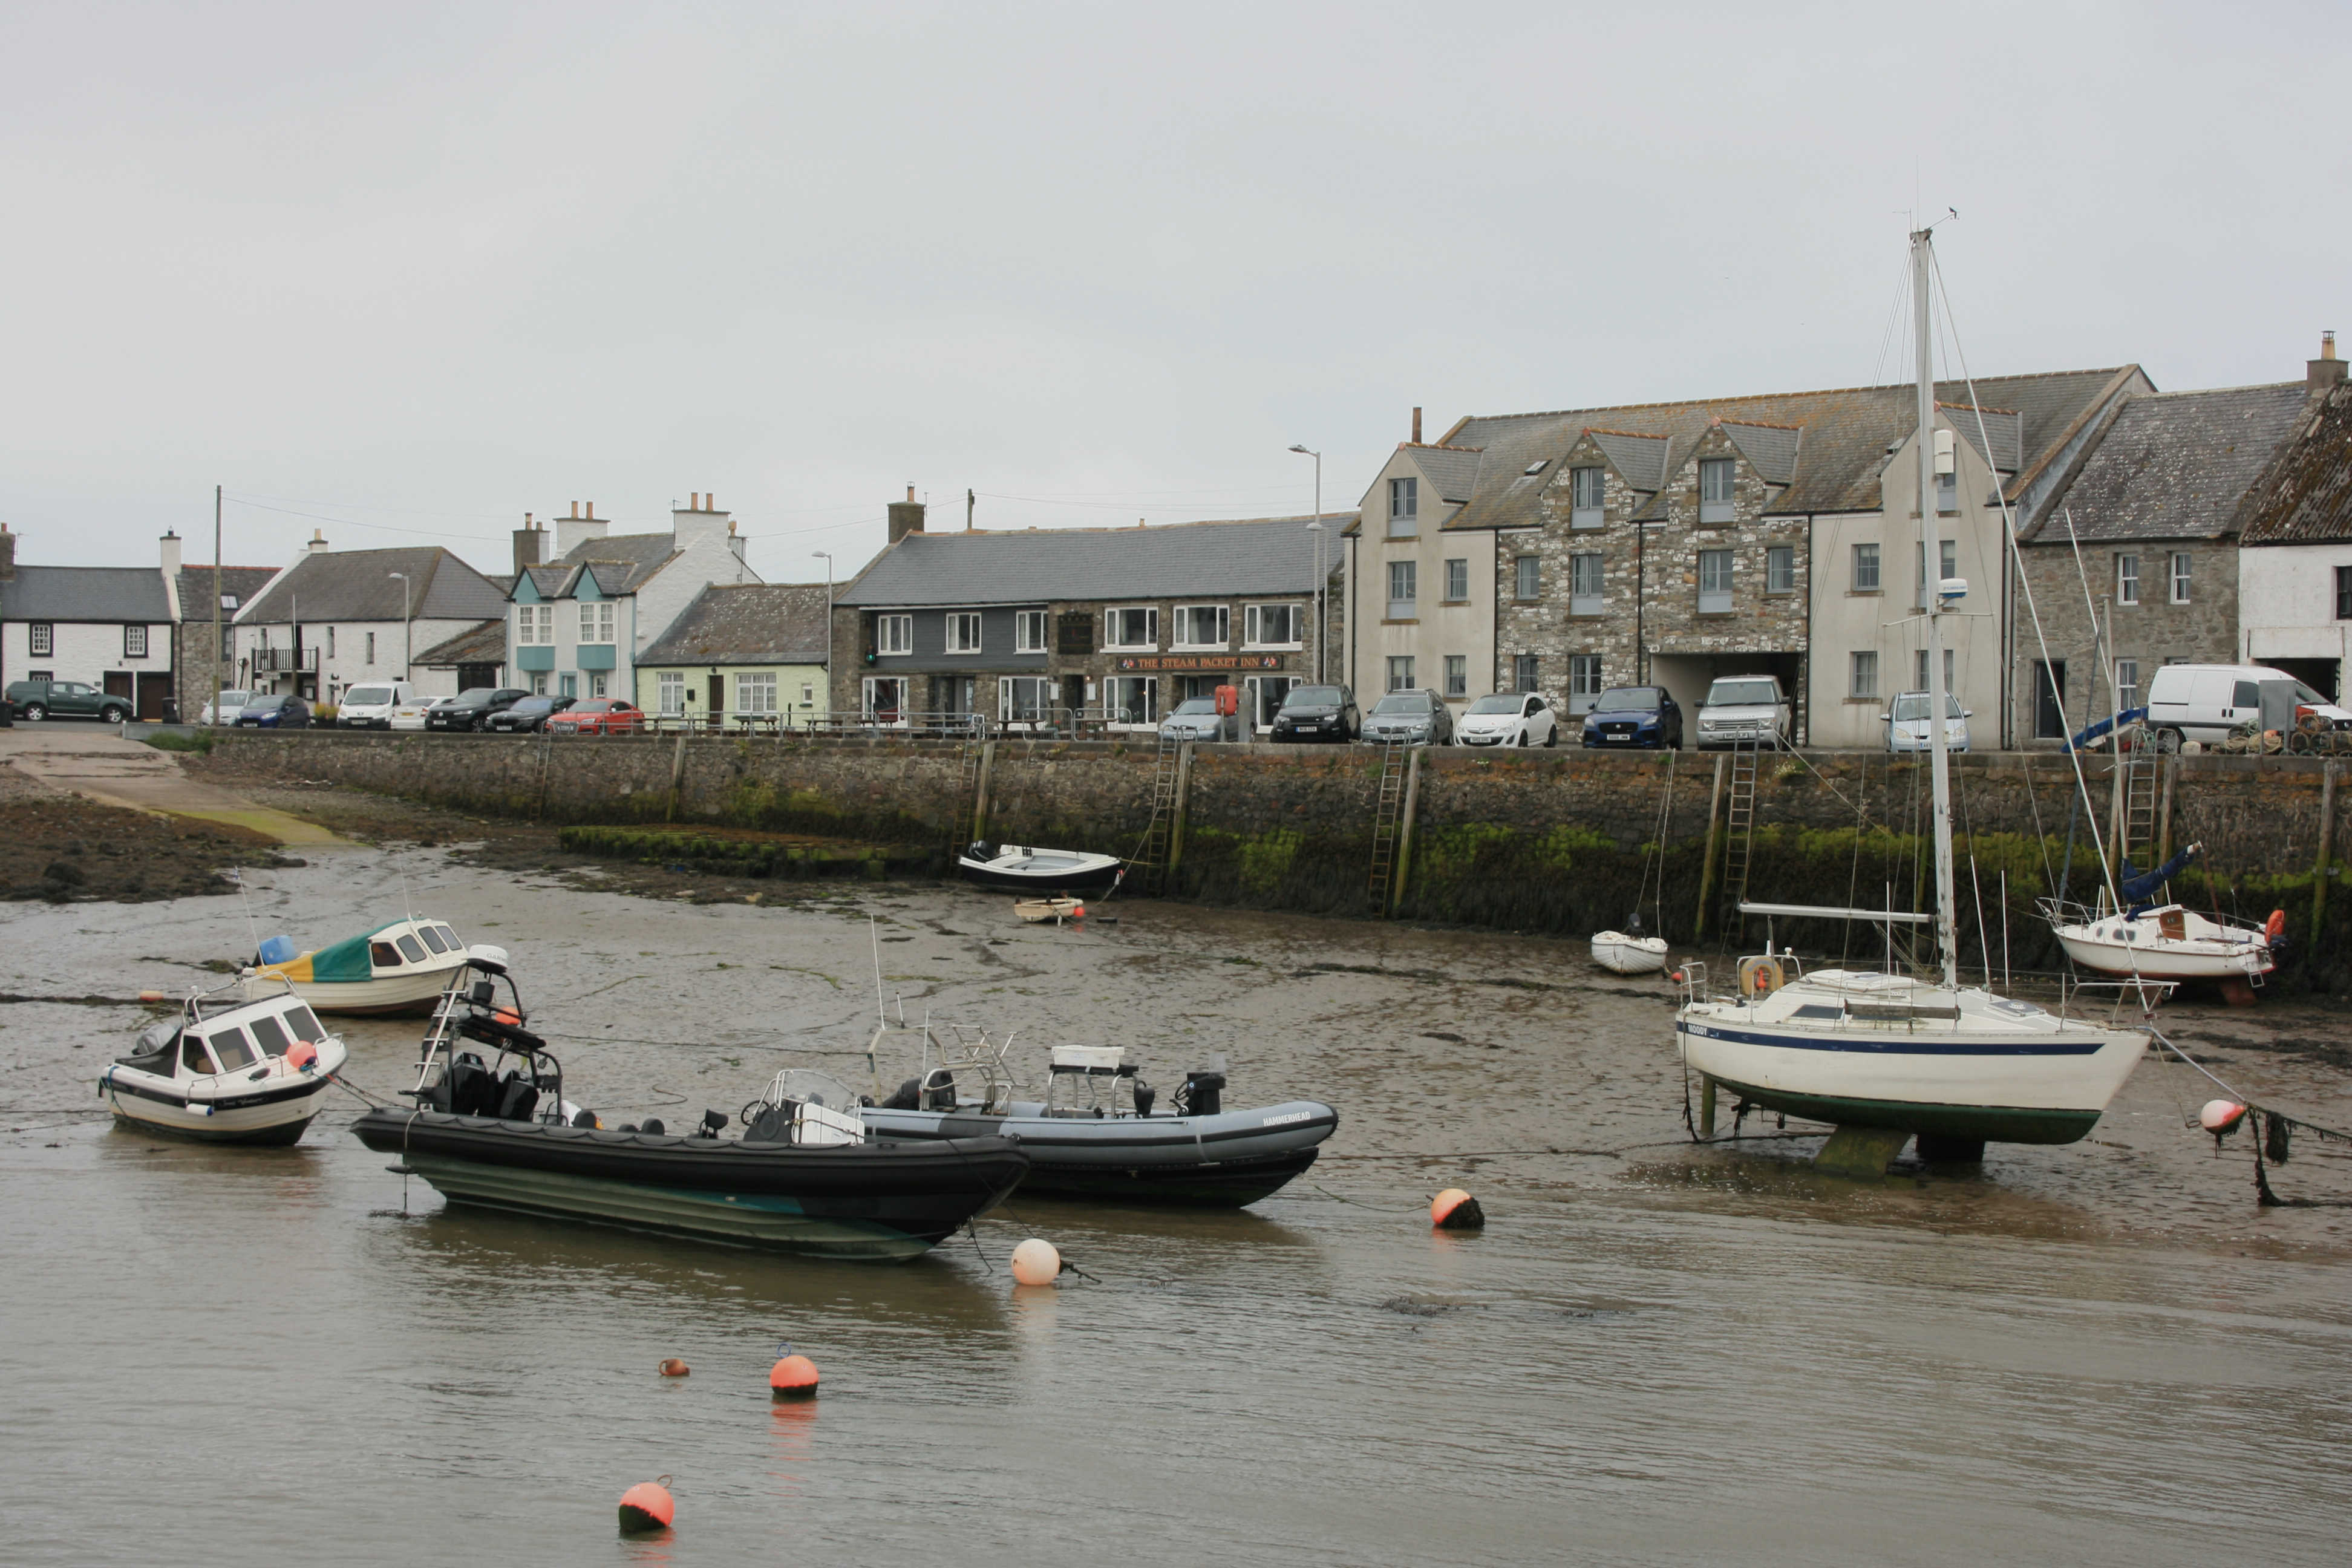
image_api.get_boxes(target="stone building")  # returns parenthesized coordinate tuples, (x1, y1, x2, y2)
(1344, 368, 2146, 745)
(172, 559, 279, 719)
(2235, 338, 2352, 699)
(829, 497, 1348, 731)
(2008, 377, 2311, 742)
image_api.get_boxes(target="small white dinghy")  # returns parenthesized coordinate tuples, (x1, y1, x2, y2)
(100, 979, 348, 1145)
(1591, 930, 1670, 975)
(1013, 897, 1089, 924)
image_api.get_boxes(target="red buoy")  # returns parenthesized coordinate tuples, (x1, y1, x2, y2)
(617, 1478, 675, 1534)
(769, 1354, 820, 1400)
(2200, 1099, 2249, 1138)
(657, 1358, 689, 1377)
(1431, 1188, 1485, 1229)
(285, 1041, 319, 1073)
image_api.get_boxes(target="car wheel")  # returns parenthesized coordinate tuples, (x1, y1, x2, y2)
(1543, 728, 1557, 748)
(2155, 727, 2183, 754)
(100, 705, 127, 724)
(1516, 730, 1529, 747)
(22, 704, 45, 721)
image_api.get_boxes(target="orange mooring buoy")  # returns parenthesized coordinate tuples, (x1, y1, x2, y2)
(617, 1477, 675, 1534)
(285, 1041, 319, 1073)
(657, 1358, 689, 1377)
(1431, 1188, 1485, 1230)
(769, 1354, 820, 1400)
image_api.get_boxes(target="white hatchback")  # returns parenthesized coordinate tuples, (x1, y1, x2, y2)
(389, 696, 445, 732)
(1457, 692, 1557, 747)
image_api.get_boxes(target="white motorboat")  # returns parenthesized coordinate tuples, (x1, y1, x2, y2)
(2047, 901, 2279, 982)
(100, 980, 349, 1145)
(1674, 227, 2149, 1168)
(241, 916, 474, 1016)
(1591, 931, 1669, 974)
(957, 841, 1123, 892)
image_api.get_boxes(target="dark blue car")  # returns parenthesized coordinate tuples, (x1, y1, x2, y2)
(1579, 685, 1681, 749)
(234, 693, 312, 729)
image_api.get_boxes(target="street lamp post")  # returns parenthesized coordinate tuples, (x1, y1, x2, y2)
(812, 552, 834, 723)
(1289, 445, 1324, 682)
(387, 572, 411, 682)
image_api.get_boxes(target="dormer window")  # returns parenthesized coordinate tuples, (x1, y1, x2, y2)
(1388, 476, 1419, 537)
(1699, 459, 1736, 524)
(1570, 466, 1604, 530)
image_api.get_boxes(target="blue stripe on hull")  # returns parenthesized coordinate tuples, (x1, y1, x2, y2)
(1678, 1022, 2105, 1057)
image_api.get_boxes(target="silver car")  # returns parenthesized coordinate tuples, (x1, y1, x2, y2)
(1882, 690, 1970, 752)
(1158, 697, 1228, 743)
(1695, 676, 1792, 750)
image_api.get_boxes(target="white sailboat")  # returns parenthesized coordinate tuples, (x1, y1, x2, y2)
(1674, 226, 2149, 1169)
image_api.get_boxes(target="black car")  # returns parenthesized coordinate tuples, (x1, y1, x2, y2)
(1270, 684, 1360, 743)
(426, 687, 530, 732)
(485, 694, 577, 733)
(1361, 688, 1454, 745)
(233, 693, 313, 729)
(1579, 685, 1683, 749)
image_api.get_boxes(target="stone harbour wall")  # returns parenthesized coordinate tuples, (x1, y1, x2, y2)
(203, 731, 2352, 991)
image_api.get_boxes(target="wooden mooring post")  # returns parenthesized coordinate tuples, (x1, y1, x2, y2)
(1165, 742, 1195, 889)
(1693, 751, 1727, 941)
(2313, 760, 2339, 953)
(1388, 745, 1425, 915)
(664, 729, 690, 822)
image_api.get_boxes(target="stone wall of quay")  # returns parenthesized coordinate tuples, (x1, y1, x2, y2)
(203, 732, 2352, 991)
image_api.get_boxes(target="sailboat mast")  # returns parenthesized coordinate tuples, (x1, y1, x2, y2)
(1912, 227, 1961, 989)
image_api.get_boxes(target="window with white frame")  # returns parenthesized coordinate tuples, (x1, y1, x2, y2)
(1444, 655, 1467, 698)
(1387, 656, 1415, 692)
(1514, 555, 1540, 601)
(2115, 659, 2141, 713)
(529, 671, 547, 696)
(1699, 459, 1736, 524)
(1570, 553, 1603, 615)
(1106, 675, 1158, 724)
(1570, 466, 1605, 528)
(1105, 607, 1158, 650)
(1388, 476, 1419, 535)
(1443, 559, 1469, 601)
(2169, 552, 2191, 604)
(324, 626, 335, 659)
(1915, 647, 1955, 693)
(863, 675, 909, 722)
(1243, 603, 1301, 648)
(1014, 610, 1048, 653)
(2115, 553, 2140, 607)
(517, 604, 551, 645)
(1936, 469, 1958, 514)
(580, 601, 615, 643)
(876, 613, 913, 655)
(1766, 545, 1795, 595)
(946, 612, 983, 654)
(1513, 654, 1538, 694)
(1569, 655, 1603, 714)
(30, 622, 51, 656)
(800, 682, 814, 707)
(1851, 650, 1880, 699)
(1852, 542, 1881, 592)
(124, 624, 148, 658)
(736, 671, 777, 714)
(1000, 675, 1054, 725)
(1697, 549, 1733, 613)
(1387, 560, 1417, 619)
(657, 673, 685, 715)
(1174, 605, 1230, 649)
(590, 672, 607, 698)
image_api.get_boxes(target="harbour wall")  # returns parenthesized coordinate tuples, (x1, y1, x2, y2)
(199, 733, 2352, 991)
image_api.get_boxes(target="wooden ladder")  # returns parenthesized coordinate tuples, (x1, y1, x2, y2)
(1130, 733, 1183, 893)
(949, 740, 985, 858)
(2119, 749, 2160, 868)
(1716, 740, 1761, 936)
(1366, 741, 1410, 914)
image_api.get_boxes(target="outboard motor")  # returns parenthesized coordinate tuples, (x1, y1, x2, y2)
(965, 840, 997, 862)
(919, 1068, 958, 1112)
(880, 1077, 923, 1111)
(1176, 1070, 1224, 1117)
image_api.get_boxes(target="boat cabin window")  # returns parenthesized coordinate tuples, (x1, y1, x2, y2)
(247, 1013, 292, 1057)
(396, 935, 429, 964)
(180, 1036, 217, 1076)
(371, 941, 404, 967)
(285, 1005, 326, 1044)
(1792, 1004, 1843, 1021)
(434, 925, 462, 951)
(417, 925, 449, 954)
(208, 1027, 259, 1071)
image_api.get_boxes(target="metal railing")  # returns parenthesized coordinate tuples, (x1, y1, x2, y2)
(250, 648, 319, 672)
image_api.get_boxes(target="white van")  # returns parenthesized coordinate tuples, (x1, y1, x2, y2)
(2143, 664, 2352, 748)
(336, 681, 417, 730)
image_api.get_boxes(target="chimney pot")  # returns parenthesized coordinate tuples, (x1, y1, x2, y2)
(1412, 407, 1422, 443)
(2311, 332, 2347, 392)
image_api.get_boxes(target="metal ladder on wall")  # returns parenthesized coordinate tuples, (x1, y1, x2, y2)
(1366, 742, 1410, 914)
(1126, 733, 1183, 895)
(1716, 740, 1761, 935)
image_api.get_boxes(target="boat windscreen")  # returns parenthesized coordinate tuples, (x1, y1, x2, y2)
(769, 1068, 860, 1112)
(396, 935, 428, 963)
(417, 924, 449, 954)
(208, 1027, 258, 1071)
(248, 1013, 292, 1056)
(286, 1005, 326, 1044)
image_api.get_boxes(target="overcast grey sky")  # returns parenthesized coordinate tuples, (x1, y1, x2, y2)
(4, 2, 2346, 578)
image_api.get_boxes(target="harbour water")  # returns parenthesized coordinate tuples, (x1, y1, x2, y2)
(5, 847, 2348, 1565)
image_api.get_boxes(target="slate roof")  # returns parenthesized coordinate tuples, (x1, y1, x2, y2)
(2022, 382, 2310, 545)
(415, 619, 506, 667)
(1403, 444, 1486, 505)
(835, 514, 1354, 608)
(521, 533, 682, 599)
(0, 565, 172, 623)
(240, 546, 509, 624)
(2237, 378, 2352, 546)
(1424, 367, 2142, 532)
(175, 566, 279, 620)
(639, 583, 831, 666)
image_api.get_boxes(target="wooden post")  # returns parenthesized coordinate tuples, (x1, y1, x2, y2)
(1166, 742, 1195, 890)
(2313, 760, 2338, 953)
(972, 740, 996, 843)
(1389, 744, 1425, 914)
(2156, 755, 2177, 864)
(2106, 751, 2125, 872)
(1694, 751, 1727, 940)
(664, 728, 689, 822)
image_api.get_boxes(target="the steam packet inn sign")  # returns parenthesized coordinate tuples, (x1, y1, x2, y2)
(830, 505, 1346, 732)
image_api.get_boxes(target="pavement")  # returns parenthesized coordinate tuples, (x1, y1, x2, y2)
(0, 723, 353, 846)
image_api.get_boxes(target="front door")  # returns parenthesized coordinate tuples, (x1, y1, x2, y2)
(136, 671, 172, 720)
(104, 672, 133, 704)
(707, 677, 724, 720)
(2033, 661, 2068, 740)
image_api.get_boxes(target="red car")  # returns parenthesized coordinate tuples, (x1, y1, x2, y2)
(544, 697, 645, 735)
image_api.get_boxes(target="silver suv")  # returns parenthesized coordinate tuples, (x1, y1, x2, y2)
(1696, 675, 1792, 750)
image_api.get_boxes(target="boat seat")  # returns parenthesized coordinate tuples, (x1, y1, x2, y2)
(447, 1056, 496, 1117)
(494, 1073, 540, 1123)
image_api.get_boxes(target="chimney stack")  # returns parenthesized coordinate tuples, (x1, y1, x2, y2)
(159, 530, 182, 578)
(887, 485, 926, 546)
(0, 523, 15, 583)
(1412, 407, 1423, 443)
(307, 529, 329, 554)
(512, 515, 547, 578)
(2312, 331, 2347, 393)
(555, 501, 608, 558)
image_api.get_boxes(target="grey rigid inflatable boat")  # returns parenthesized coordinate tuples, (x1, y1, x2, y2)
(351, 947, 1025, 1261)
(858, 1034, 1336, 1207)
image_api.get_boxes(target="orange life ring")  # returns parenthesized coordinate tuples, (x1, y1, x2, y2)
(2265, 908, 2286, 939)
(1737, 955, 1785, 999)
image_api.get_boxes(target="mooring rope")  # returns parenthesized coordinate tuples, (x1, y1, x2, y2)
(2145, 1023, 2352, 1207)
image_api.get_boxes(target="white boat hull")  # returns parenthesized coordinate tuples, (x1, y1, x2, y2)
(2050, 908, 2275, 982)
(1591, 932, 1668, 974)
(100, 1039, 348, 1146)
(241, 964, 464, 1016)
